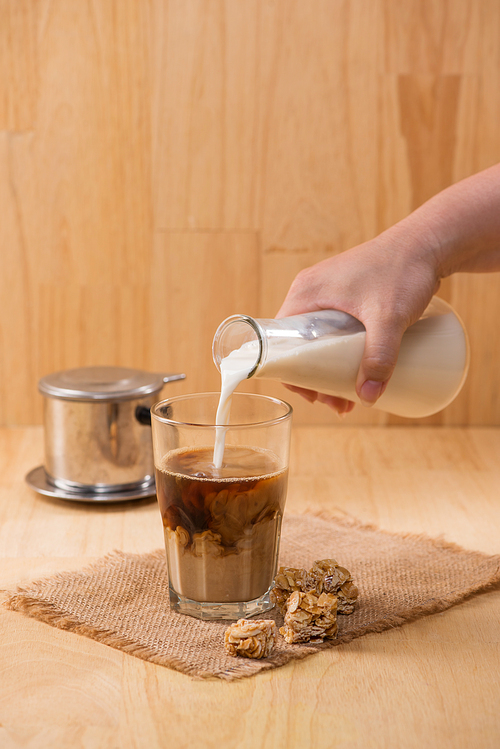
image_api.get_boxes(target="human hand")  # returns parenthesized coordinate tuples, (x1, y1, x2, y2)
(275, 164, 500, 414)
(276, 229, 440, 413)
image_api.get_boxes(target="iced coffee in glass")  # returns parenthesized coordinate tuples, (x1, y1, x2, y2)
(151, 393, 292, 620)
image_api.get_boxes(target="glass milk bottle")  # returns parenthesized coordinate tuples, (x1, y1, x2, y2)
(212, 297, 470, 419)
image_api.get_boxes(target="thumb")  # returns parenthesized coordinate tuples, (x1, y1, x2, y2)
(355, 324, 405, 407)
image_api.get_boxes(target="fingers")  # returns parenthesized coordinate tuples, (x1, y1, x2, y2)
(283, 384, 355, 416)
(282, 384, 317, 402)
(355, 324, 404, 407)
(358, 379, 388, 406)
(316, 392, 356, 416)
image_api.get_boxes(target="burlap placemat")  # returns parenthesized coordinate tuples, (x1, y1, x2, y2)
(5, 513, 500, 680)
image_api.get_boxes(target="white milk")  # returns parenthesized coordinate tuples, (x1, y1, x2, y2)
(213, 351, 255, 469)
(213, 300, 469, 465)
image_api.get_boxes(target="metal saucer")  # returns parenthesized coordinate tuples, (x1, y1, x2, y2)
(25, 466, 157, 504)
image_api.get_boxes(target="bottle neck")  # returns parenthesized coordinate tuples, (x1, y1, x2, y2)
(212, 315, 265, 378)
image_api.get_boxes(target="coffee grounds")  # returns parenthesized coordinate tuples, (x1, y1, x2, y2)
(4, 513, 500, 680)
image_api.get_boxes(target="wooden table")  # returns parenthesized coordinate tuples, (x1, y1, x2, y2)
(1, 425, 499, 749)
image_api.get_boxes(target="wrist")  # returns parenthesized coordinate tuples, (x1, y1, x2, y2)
(375, 218, 443, 285)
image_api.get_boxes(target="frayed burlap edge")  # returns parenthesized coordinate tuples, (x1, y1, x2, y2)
(4, 591, 215, 679)
(4, 513, 500, 681)
(3, 561, 316, 681)
(3, 550, 216, 680)
(302, 507, 498, 555)
(292, 509, 500, 646)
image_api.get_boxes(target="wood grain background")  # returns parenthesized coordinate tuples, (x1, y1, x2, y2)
(1, 0, 499, 427)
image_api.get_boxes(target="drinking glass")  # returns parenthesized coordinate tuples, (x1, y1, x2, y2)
(151, 392, 292, 620)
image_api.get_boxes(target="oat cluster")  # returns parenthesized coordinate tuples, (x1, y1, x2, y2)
(224, 619, 277, 659)
(271, 559, 359, 615)
(280, 589, 338, 643)
(224, 559, 358, 657)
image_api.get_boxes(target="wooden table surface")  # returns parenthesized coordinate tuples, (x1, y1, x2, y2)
(1, 425, 499, 749)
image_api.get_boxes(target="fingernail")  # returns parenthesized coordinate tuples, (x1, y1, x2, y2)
(335, 400, 351, 416)
(359, 380, 386, 407)
(302, 391, 318, 403)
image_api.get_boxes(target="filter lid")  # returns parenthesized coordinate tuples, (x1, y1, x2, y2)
(38, 366, 184, 402)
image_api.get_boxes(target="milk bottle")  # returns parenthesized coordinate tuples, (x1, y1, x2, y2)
(212, 297, 469, 431)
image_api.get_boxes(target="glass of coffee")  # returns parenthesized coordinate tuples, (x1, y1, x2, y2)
(151, 392, 292, 620)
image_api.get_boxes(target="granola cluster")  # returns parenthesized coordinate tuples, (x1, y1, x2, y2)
(223, 559, 358, 657)
(280, 590, 338, 643)
(224, 619, 277, 659)
(271, 558, 358, 615)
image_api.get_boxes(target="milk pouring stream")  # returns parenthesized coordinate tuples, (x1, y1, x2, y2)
(212, 297, 469, 468)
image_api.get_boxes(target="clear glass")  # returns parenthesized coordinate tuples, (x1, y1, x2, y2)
(213, 297, 470, 419)
(151, 392, 292, 620)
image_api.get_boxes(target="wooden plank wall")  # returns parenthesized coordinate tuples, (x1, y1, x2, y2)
(1, 0, 500, 426)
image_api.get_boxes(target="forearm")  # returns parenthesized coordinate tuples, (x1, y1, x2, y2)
(385, 163, 500, 278)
